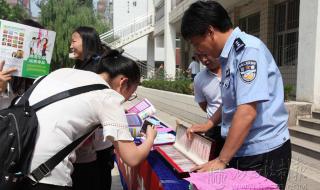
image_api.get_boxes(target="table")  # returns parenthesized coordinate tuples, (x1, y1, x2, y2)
(115, 150, 190, 190)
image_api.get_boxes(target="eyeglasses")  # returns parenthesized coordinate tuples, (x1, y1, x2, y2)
(128, 93, 138, 101)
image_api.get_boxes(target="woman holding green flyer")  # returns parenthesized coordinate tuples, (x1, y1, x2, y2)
(0, 19, 44, 109)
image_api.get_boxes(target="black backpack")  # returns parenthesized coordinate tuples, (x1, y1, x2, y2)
(0, 77, 107, 187)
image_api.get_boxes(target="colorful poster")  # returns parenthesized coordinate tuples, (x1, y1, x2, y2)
(0, 19, 56, 78)
(127, 98, 156, 120)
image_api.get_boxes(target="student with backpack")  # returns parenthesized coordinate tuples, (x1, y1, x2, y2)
(1, 50, 157, 190)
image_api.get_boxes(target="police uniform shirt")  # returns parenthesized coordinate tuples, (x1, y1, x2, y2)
(194, 68, 221, 118)
(219, 27, 290, 157)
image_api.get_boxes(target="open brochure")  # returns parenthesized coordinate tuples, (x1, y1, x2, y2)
(125, 99, 175, 144)
(126, 98, 156, 133)
(0, 19, 56, 78)
(126, 114, 161, 138)
(127, 98, 156, 120)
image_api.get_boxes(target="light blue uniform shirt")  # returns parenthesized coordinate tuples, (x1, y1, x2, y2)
(219, 27, 290, 157)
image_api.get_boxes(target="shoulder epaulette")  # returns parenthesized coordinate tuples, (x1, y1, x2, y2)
(233, 38, 245, 53)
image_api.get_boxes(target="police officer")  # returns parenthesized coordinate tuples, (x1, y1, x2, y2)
(182, 1, 291, 189)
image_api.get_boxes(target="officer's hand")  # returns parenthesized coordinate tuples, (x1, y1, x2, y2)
(0, 61, 17, 93)
(190, 158, 226, 173)
(187, 123, 210, 140)
(146, 125, 157, 141)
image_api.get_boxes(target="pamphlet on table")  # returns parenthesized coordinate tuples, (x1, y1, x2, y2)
(126, 98, 175, 144)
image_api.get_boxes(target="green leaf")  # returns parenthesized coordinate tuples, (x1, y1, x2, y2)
(37, 0, 111, 70)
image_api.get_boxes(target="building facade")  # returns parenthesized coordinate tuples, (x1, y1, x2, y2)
(112, 0, 164, 65)
(96, 0, 113, 26)
(150, 0, 320, 108)
(6, 0, 31, 15)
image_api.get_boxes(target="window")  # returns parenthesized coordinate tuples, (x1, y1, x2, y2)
(273, 0, 300, 66)
(133, 1, 137, 6)
(239, 13, 260, 37)
(176, 38, 181, 47)
(155, 1, 165, 21)
(127, 1, 130, 13)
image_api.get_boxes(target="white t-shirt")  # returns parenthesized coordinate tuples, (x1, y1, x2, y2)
(194, 68, 222, 117)
(27, 68, 133, 186)
(188, 61, 200, 74)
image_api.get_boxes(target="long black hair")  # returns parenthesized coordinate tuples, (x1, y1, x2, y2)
(181, 1, 233, 40)
(72, 26, 111, 72)
(97, 50, 141, 86)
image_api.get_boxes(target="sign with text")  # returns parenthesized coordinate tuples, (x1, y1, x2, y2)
(0, 19, 56, 78)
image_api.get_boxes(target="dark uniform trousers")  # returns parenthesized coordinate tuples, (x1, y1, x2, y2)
(205, 125, 225, 157)
(229, 140, 292, 190)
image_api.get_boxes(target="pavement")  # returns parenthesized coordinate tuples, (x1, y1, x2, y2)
(110, 97, 320, 190)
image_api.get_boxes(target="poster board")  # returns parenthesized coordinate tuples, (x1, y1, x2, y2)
(0, 19, 56, 78)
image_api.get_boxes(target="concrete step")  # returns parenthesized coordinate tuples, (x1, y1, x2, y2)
(298, 118, 320, 130)
(312, 110, 320, 120)
(287, 151, 320, 190)
(289, 126, 320, 144)
(290, 136, 320, 160)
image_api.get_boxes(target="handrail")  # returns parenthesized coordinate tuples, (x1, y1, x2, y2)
(100, 14, 153, 38)
(99, 13, 156, 78)
(100, 14, 154, 45)
(122, 51, 155, 78)
(100, 14, 153, 39)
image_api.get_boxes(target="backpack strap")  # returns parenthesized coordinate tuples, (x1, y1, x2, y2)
(30, 84, 109, 183)
(32, 84, 107, 111)
(30, 125, 98, 183)
(13, 76, 46, 107)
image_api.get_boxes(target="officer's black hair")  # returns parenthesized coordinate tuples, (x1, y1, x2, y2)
(96, 50, 141, 86)
(181, 1, 233, 40)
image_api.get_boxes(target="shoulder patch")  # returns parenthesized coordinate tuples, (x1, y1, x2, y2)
(238, 60, 257, 83)
(233, 38, 245, 53)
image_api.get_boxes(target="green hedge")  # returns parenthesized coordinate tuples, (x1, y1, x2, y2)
(142, 79, 294, 100)
(141, 79, 193, 95)
(284, 84, 295, 101)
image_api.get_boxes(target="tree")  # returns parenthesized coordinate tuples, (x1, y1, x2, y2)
(38, 0, 110, 70)
(0, 0, 30, 21)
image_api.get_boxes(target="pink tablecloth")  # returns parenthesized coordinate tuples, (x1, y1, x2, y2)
(185, 168, 279, 190)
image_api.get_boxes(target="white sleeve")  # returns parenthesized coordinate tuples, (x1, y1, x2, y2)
(97, 92, 134, 142)
(194, 74, 206, 103)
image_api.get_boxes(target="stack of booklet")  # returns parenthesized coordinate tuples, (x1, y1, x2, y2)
(155, 123, 216, 177)
(126, 98, 156, 137)
(126, 98, 175, 145)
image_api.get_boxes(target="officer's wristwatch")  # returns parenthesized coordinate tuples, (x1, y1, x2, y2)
(216, 157, 229, 166)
